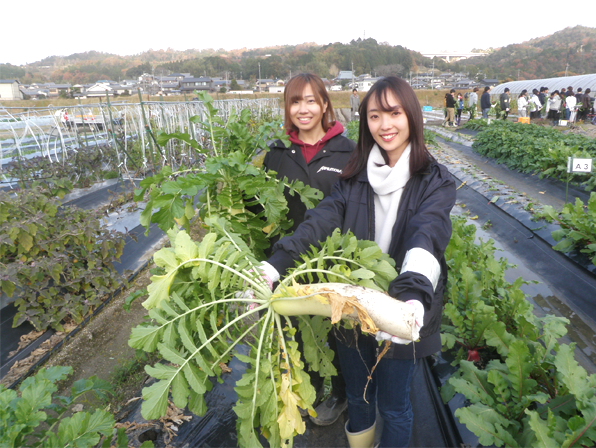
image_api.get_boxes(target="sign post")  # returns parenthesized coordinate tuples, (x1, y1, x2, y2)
(566, 157, 593, 202)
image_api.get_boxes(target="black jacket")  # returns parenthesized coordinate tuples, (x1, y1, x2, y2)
(500, 93, 510, 110)
(264, 133, 356, 233)
(480, 91, 491, 109)
(445, 94, 456, 108)
(269, 160, 456, 359)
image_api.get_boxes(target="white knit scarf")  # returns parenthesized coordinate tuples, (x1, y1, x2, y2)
(367, 143, 411, 253)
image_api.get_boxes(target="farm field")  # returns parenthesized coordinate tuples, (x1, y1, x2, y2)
(1, 98, 595, 447)
(1, 89, 452, 113)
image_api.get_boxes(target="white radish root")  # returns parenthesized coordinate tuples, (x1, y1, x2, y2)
(270, 282, 417, 341)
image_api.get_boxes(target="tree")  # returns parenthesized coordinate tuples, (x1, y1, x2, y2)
(0, 63, 26, 80)
(126, 62, 152, 78)
(230, 79, 241, 90)
(374, 64, 404, 77)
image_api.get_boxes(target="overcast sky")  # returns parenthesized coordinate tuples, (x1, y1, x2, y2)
(3, 0, 595, 66)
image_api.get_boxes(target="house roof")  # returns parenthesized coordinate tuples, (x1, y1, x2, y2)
(0, 79, 20, 84)
(180, 77, 212, 83)
(336, 71, 354, 80)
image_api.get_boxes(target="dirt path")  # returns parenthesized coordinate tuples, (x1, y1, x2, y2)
(46, 267, 155, 407)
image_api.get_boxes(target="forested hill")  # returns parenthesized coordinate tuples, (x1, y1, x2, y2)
(3, 39, 426, 85)
(451, 26, 596, 81)
(1, 26, 595, 85)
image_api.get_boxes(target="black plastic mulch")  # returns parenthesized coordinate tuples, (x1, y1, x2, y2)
(119, 346, 462, 448)
(443, 141, 596, 323)
(442, 135, 592, 208)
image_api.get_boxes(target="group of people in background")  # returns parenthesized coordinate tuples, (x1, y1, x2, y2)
(517, 86, 594, 124)
(442, 89, 466, 127)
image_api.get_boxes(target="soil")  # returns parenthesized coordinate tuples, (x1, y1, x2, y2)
(46, 266, 155, 407)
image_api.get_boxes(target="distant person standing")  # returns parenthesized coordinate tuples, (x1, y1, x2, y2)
(575, 88, 586, 121)
(537, 87, 547, 118)
(575, 87, 584, 103)
(529, 89, 542, 120)
(566, 92, 578, 123)
(559, 88, 567, 120)
(581, 88, 593, 120)
(565, 86, 575, 119)
(456, 93, 464, 125)
(547, 91, 562, 126)
(517, 91, 528, 117)
(499, 88, 510, 120)
(350, 89, 360, 121)
(444, 89, 457, 127)
(480, 86, 491, 119)
(468, 87, 479, 114)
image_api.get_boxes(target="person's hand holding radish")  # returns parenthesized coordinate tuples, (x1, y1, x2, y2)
(375, 299, 424, 344)
(240, 262, 280, 310)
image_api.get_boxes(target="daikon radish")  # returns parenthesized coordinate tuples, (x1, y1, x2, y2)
(271, 282, 418, 341)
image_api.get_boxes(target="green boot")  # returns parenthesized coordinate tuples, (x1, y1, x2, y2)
(345, 420, 375, 448)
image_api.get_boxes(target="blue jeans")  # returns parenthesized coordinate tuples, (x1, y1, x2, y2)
(336, 335, 415, 448)
(482, 108, 490, 119)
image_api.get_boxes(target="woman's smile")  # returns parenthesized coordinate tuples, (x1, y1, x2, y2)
(367, 91, 410, 167)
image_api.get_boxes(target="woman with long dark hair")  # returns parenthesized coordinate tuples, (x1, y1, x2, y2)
(262, 76, 456, 447)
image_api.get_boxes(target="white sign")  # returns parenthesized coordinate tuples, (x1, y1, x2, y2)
(567, 157, 593, 173)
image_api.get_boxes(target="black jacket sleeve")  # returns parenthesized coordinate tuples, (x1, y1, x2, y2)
(387, 165, 456, 311)
(268, 180, 348, 275)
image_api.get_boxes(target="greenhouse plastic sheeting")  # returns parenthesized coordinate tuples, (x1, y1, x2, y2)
(489, 73, 596, 97)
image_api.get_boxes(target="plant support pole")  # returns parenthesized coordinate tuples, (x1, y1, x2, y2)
(138, 89, 158, 174)
(105, 91, 140, 174)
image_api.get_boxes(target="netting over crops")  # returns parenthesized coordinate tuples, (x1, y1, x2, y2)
(0, 98, 282, 186)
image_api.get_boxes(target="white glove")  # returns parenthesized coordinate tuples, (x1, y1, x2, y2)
(375, 330, 411, 345)
(375, 300, 425, 345)
(258, 261, 280, 289)
(406, 300, 424, 340)
(239, 262, 280, 310)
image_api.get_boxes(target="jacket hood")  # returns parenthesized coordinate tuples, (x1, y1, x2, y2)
(287, 121, 344, 147)
(287, 121, 345, 163)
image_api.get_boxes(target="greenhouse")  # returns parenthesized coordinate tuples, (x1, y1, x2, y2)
(490, 73, 596, 96)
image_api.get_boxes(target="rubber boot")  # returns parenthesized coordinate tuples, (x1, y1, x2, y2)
(345, 420, 375, 448)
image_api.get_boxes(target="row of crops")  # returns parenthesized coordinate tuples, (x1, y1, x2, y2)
(0, 96, 280, 191)
(1, 98, 595, 447)
(468, 119, 596, 266)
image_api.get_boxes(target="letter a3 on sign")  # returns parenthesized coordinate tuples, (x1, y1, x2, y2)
(567, 157, 593, 174)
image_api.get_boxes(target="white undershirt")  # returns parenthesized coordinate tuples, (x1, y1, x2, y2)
(367, 143, 411, 253)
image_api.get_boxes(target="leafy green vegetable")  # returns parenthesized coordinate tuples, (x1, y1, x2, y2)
(0, 366, 130, 448)
(129, 224, 396, 447)
(442, 217, 596, 448)
(0, 188, 127, 331)
(540, 193, 596, 266)
(471, 120, 596, 191)
(135, 92, 322, 259)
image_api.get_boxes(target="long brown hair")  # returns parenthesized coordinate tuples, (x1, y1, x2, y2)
(283, 73, 336, 133)
(341, 76, 431, 180)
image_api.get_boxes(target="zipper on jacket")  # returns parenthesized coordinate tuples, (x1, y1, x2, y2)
(367, 183, 373, 241)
